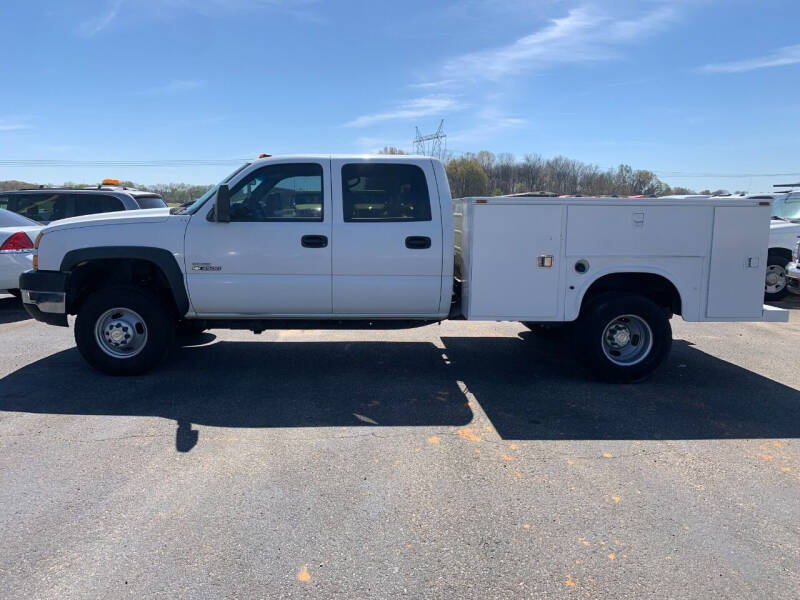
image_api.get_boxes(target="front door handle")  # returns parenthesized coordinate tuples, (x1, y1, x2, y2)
(301, 235, 328, 248)
(405, 236, 431, 249)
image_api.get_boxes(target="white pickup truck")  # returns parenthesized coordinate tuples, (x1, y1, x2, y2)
(762, 191, 800, 299)
(19, 155, 787, 381)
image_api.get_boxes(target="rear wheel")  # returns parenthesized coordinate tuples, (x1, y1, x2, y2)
(765, 254, 790, 301)
(575, 292, 671, 383)
(75, 285, 174, 375)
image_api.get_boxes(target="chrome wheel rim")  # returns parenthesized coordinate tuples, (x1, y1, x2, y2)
(94, 307, 148, 359)
(765, 265, 786, 294)
(601, 314, 653, 367)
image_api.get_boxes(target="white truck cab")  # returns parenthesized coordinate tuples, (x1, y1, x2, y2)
(19, 154, 788, 382)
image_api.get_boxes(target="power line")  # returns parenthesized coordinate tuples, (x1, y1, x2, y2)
(0, 159, 250, 167)
(0, 157, 797, 180)
(652, 172, 800, 178)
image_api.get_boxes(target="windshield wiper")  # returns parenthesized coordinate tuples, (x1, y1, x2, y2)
(772, 216, 788, 221)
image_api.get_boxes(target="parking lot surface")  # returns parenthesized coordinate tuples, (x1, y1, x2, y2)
(1, 293, 798, 599)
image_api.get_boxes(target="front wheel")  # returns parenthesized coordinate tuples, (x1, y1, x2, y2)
(575, 292, 672, 383)
(765, 255, 790, 301)
(75, 285, 175, 375)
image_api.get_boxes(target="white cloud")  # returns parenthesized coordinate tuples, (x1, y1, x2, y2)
(702, 45, 800, 73)
(78, 0, 123, 36)
(407, 79, 461, 90)
(0, 119, 33, 132)
(138, 80, 207, 96)
(343, 95, 463, 128)
(443, 5, 676, 80)
(343, 3, 681, 144)
(448, 108, 528, 145)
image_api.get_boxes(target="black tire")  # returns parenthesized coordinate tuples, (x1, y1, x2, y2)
(8, 289, 21, 299)
(521, 322, 566, 339)
(765, 254, 790, 301)
(74, 285, 175, 375)
(574, 292, 672, 383)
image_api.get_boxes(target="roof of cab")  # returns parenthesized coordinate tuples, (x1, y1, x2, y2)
(5, 186, 161, 198)
(250, 154, 436, 165)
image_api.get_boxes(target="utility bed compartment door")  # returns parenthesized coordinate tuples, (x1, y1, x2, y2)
(566, 205, 711, 256)
(468, 204, 562, 319)
(707, 206, 770, 318)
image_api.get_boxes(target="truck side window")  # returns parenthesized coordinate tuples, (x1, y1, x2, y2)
(15, 193, 68, 222)
(73, 195, 125, 217)
(228, 163, 324, 222)
(342, 163, 432, 222)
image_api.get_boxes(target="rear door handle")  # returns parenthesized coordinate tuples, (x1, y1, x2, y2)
(301, 235, 328, 248)
(405, 236, 431, 249)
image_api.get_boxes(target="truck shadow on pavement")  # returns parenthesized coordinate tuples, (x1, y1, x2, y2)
(0, 296, 30, 324)
(1, 333, 799, 451)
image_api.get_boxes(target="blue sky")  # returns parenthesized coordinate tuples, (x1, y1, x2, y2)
(0, 0, 798, 192)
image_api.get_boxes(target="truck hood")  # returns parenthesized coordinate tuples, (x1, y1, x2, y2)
(770, 219, 800, 232)
(42, 208, 172, 233)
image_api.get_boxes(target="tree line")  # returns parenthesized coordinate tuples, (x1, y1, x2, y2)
(4, 147, 733, 204)
(379, 146, 704, 197)
(0, 180, 212, 206)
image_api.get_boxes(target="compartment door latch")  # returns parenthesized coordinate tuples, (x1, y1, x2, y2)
(537, 255, 554, 268)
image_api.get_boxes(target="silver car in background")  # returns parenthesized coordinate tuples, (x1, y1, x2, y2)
(0, 209, 42, 297)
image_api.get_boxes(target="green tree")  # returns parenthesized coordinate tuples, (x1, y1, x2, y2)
(377, 146, 406, 155)
(446, 158, 488, 198)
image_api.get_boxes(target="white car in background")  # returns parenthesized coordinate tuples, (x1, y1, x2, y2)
(0, 209, 42, 297)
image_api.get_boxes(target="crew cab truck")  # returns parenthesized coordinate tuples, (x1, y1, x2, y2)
(19, 155, 788, 382)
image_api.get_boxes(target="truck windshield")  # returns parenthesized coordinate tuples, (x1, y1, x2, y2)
(772, 193, 800, 220)
(176, 163, 252, 215)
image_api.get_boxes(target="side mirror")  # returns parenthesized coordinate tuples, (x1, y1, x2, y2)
(214, 184, 230, 223)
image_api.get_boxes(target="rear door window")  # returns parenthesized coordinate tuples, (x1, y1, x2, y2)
(73, 194, 125, 217)
(13, 193, 71, 222)
(341, 163, 432, 222)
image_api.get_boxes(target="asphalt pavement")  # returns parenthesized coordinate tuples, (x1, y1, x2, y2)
(1, 293, 798, 599)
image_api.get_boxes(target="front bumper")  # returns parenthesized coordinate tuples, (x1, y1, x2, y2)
(19, 270, 68, 327)
(786, 261, 800, 294)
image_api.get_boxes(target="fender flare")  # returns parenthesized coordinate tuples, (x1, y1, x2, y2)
(569, 266, 686, 321)
(60, 246, 190, 315)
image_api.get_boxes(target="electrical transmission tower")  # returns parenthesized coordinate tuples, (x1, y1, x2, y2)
(413, 120, 446, 160)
